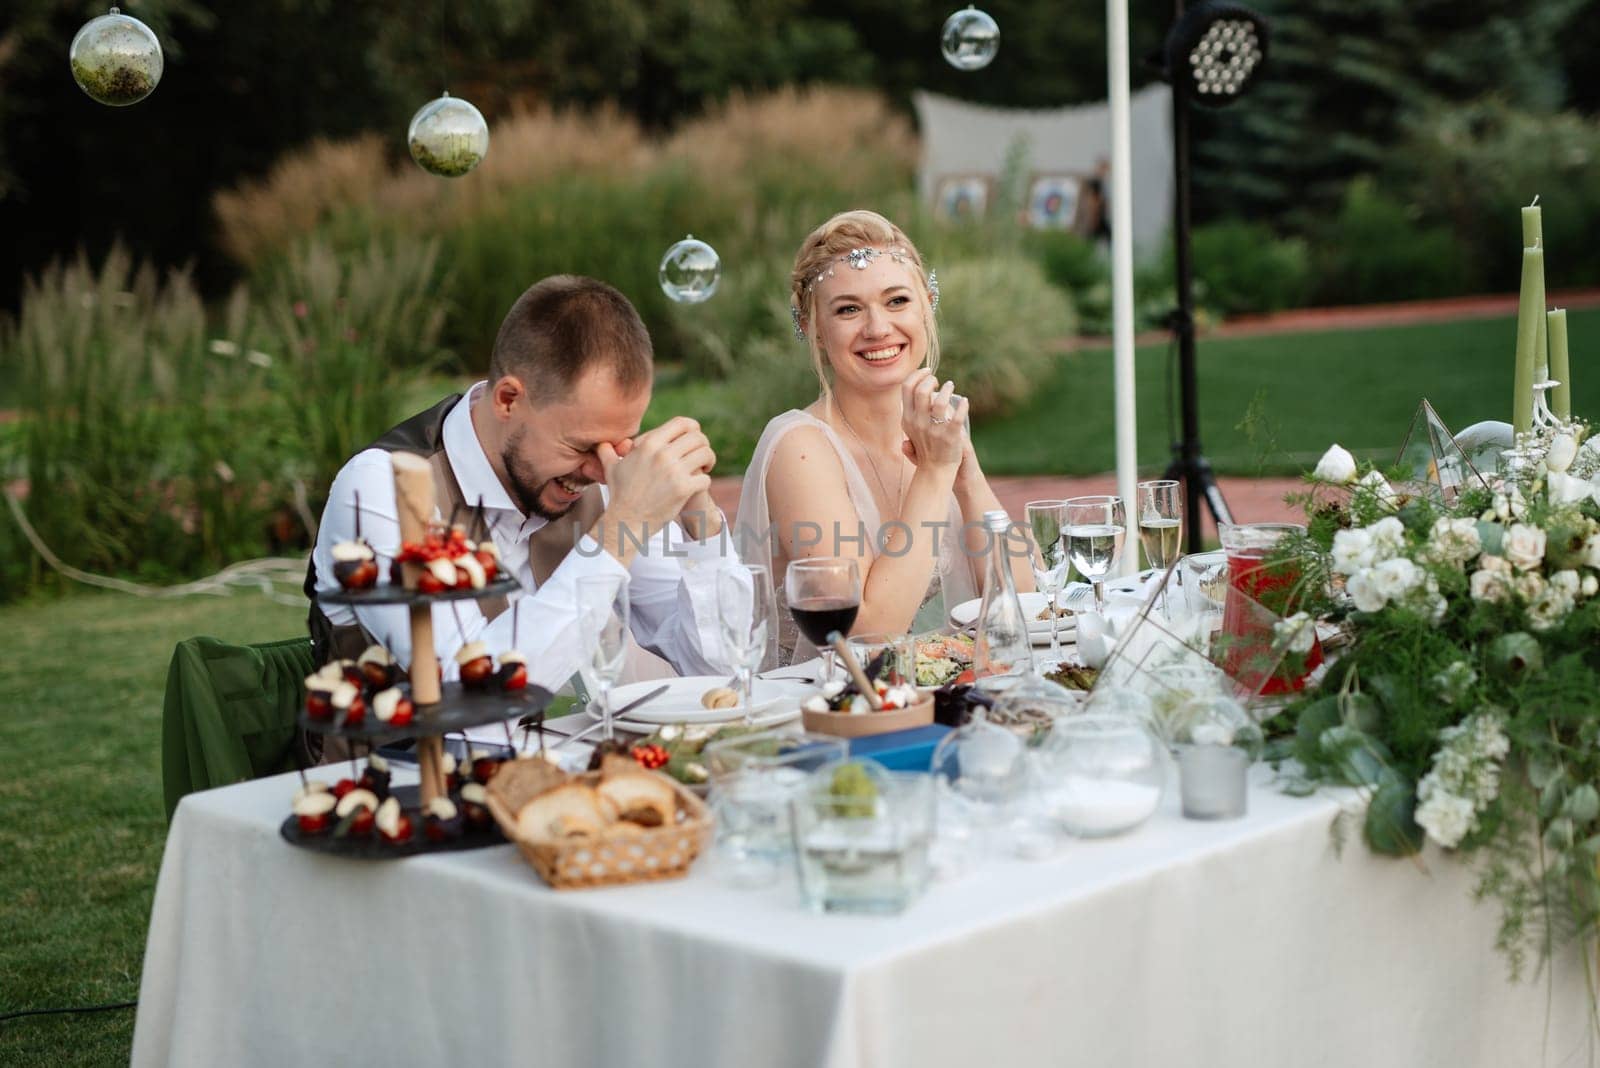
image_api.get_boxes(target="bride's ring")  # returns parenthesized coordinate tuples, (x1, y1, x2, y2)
(931, 413, 949, 424)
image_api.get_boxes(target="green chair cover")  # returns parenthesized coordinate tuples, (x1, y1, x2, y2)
(161, 635, 316, 821)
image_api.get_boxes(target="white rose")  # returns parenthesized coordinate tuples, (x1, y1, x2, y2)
(1313, 444, 1358, 484)
(1427, 517, 1480, 566)
(1546, 470, 1591, 506)
(1547, 433, 1578, 473)
(1331, 528, 1374, 575)
(1583, 574, 1598, 598)
(1551, 569, 1581, 598)
(1359, 470, 1400, 510)
(1371, 557, 1421, 599)
(1503, 523, 1547, 571)
(1415, 791, 1475, 849)
(1527, 588, 1572, 632)
(1513, 570, 1545, 602)
(1470, 568, 1508, 603)
(1273, 611, 1316, 655)
(1478, 553, 1512, 576)
(1346, 569, 1388, 613)
(1583, 534, 1600, 570)
(1368, 517, 1406, 558)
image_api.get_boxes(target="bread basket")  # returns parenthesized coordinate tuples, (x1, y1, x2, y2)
(485, 758, 713, 890)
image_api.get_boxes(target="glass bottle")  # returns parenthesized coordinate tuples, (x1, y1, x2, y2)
(974, 510, 1035, 678)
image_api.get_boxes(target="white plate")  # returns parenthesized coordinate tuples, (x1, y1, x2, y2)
(949, 590, 1080, 639)
(589, 675, 811, 727)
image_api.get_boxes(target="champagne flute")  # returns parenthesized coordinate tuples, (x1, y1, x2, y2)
(577, 575, 630, 742)
(785, 558, 861, 681)
(1024, 500, 1069, 661)
(1138, 480, 1183, 617)
(1137, 480, 1183, 571)
(717, 565, 776, 726)
(1064, 495, 1126, 613)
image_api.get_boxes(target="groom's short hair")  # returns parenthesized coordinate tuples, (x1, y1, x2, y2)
(489, 275, 653, 404)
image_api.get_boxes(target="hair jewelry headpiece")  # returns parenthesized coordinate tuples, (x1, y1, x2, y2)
(793, 246, 939, 341)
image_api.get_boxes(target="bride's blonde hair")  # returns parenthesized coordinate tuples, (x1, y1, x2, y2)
(790, 210, 939, 413)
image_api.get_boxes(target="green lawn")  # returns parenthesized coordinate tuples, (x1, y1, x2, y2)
(0, 591, 306, 1067)
(971, 307, 1600, 477)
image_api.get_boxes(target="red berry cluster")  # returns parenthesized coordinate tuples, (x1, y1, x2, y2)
(630, 744, 670, 770)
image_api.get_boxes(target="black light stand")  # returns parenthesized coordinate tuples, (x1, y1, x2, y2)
(1156, 0, 1268, 549)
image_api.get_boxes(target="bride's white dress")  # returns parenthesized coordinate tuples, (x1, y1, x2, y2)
(735, 408, 981, 664)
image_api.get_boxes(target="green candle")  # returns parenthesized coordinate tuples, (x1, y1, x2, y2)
(1513, 246, 1542, 434)
(1549, 308, 1571, 419)
(1522, 203, 1549, 379)
(1521, 202, 1542, 247)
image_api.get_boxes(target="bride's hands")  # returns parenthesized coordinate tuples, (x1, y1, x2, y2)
(899, 369, 966, 470)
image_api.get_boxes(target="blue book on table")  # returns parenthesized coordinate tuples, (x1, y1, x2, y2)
(847, 724, 950, 772)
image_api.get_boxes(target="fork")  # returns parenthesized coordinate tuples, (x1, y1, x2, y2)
(1061, 586, 1095, 611)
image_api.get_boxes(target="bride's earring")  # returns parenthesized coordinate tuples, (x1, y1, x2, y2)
(791, 305, 806, 341)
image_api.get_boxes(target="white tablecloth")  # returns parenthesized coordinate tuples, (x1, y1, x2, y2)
(132, 765, 1592, 1068)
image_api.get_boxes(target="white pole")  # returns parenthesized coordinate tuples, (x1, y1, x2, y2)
(1107, 0, 1139, 574)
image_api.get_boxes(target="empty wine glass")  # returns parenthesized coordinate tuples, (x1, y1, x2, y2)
(1024, 500, 1069, 662)
(717, 565, 776, 725)
(1064, 495, 1126, 613)
(577, 575, 630, 741)
(785, 558, 862, 680)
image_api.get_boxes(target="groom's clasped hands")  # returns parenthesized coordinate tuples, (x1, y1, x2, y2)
(597, 415, 721, 540)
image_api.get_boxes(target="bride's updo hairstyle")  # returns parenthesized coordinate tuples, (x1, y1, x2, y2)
(790, 209, 939, 411)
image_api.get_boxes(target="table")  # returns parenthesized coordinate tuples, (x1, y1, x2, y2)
(131, 764, 1592, 1068)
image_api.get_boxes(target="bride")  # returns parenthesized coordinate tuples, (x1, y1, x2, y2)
(736, 210, 1030, 662)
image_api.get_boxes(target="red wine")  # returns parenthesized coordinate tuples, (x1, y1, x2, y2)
(790, 597, 860, 648)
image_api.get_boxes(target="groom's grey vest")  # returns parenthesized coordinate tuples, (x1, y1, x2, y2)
(304, 393, 605, 665)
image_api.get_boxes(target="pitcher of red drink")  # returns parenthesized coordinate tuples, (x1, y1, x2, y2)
(1217, 523, 1323, 696)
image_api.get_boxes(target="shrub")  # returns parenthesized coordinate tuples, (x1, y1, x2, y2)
(257, 236, 448, 503)
(1311, 177, 1473, 305)
(1190, 220, 1312, 316)
(2, 247, 278, 593)
(1390, 99, 1600, 291)
(0, 237, 445, 600)
(933, 257, 1076, 418)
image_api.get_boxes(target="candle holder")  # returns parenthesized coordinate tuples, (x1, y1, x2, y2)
(1532, 375, 1564, 431)
(1177, 744, 1249, 819)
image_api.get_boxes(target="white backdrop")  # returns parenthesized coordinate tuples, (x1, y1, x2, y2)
(913, 85, 1173, 254)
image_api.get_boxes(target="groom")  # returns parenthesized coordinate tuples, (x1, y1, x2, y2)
(307, 274, 742, 692)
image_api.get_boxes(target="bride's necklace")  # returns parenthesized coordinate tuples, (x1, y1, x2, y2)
(836, 407, 905, 514)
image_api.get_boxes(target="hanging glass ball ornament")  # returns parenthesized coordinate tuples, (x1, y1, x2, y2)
(941, 6, 1000, 72)
(658, 235, 721, 304)
(70, 7, 163, 107)
(407, 92, 489, 178)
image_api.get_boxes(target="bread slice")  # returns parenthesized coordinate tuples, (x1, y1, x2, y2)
(596, 767, 678, 829)
(515, 783, 609, 842)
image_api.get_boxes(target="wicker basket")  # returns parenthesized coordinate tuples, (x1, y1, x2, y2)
(485, 758, 712, 890)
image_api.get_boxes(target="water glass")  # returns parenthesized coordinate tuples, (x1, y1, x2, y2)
(703, 730, 849, 888)
(577, 575, 629, 741)
(717, 564, 776, 725)
(847, 632, 914, 686)
(1064, 495, 1126, 612)
(791, 768, 934, 914)
(1024, 500, 1069, 661)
